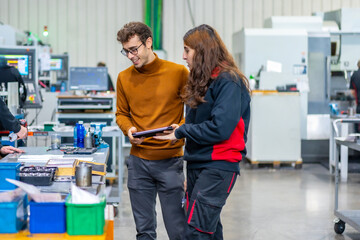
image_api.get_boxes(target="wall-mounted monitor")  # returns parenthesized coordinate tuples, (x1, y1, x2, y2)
(0, 47, 42, 108)
(69, 67, 108, 91)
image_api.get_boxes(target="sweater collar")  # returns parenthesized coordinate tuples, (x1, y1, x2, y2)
(135, 52, 161, 74)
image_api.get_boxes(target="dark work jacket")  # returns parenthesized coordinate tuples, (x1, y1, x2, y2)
(0, 97, 21, 155)
(0, 98, 21, 133)
(0, 65, 27, 108)
(350, 69, 360, 113)
(175, 72, 251, 173)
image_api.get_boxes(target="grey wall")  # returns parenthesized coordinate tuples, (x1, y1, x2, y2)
(164, 0, 360, 65)
(0, 0, 143, 85)
(1, 0, 360, 83)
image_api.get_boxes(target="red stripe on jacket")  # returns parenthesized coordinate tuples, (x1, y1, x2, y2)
(187, 200, 197, 224)
(211, 117, 245, 162)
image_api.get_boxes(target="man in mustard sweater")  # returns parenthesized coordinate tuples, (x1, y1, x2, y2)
(116, 22, 188, 240)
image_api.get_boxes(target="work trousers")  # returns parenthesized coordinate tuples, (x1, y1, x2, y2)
(185, 168, 237, 240)
(127, 154, 185, 240)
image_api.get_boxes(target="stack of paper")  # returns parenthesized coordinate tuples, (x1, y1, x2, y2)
(47, 158, 78, 176)
(18, 155, 51, 166)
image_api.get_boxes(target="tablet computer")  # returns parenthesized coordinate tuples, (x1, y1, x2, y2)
(132, 126, 173, 138)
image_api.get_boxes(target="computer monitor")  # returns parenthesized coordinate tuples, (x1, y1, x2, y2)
(0, 47, 42, 108)
(50, 54, 69, 81)
(69, 67, 108, 91)
(50, 58, 62, 70)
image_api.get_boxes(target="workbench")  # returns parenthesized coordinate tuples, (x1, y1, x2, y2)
(27, 128, 124, 203)
(2, 147, 109, 196)
(329, 117, 360, 182)
(333, 137, 360, 235)
(0, 147, 114, 239)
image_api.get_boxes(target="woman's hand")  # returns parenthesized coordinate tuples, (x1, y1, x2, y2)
(154, 124, 180, 144)
(0, 146, 25, 155)
(154, 132, 177, 141)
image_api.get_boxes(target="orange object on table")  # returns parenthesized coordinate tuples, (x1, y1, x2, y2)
(0, 220, 113, 240)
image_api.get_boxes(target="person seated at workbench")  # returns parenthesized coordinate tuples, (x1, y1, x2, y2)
(0, 144, 24, 157)
(0, 98, 27, 157)
(0, 57, 27, 108)
(0, 98, 27, 140)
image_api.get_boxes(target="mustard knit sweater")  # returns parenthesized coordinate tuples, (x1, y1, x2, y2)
(116, 54, 188, 160)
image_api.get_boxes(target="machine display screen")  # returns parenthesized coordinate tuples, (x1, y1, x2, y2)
(0, 47, 42, 108)
(49, 58, 63, 70)
(0, 54, 29, 75)
(50, 54, 69, 81)
(69, 67, 108, 91)
(0, 48, 35, 83)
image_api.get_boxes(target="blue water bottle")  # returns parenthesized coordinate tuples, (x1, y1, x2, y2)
(73, 123, 78, 147)
(77, 121, 85, 148)
(60, 81, 66, 92)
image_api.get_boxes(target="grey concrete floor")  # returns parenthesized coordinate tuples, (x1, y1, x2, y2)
(114, 163, 360, 240)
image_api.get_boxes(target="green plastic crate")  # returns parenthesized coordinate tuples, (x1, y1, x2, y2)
(44, 124, 54, 131)
(65, 195, 106, 235)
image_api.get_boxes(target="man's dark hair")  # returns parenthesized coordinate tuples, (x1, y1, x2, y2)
(117, 22, 153, 49)
(97, 61, 106, 67)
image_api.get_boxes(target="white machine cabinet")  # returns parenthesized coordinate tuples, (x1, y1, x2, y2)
(233, 28, 309, 140)
(247, 91, 302, 163)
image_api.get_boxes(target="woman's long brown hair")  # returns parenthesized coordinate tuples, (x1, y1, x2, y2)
(182, 24, 250, 108)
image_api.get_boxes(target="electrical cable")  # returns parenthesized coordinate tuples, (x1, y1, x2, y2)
(28, 108, 42, 126)
(50, 108, 56, 122)
(38, 80, 48, 89)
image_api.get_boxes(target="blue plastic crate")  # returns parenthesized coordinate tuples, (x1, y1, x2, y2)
(29, 201, 66, 233)
(0, 193, 28, 233)
(0, 162, 21, 190)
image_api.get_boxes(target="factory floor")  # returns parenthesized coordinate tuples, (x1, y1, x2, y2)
(113, 162, 360, 240)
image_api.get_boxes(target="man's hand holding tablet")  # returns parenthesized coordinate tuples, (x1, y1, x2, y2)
(127, 127, 145, 145)
(132, 126, 173, 138)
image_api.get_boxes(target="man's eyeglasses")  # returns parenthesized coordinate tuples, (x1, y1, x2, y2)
(121, 43, 143, 56)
